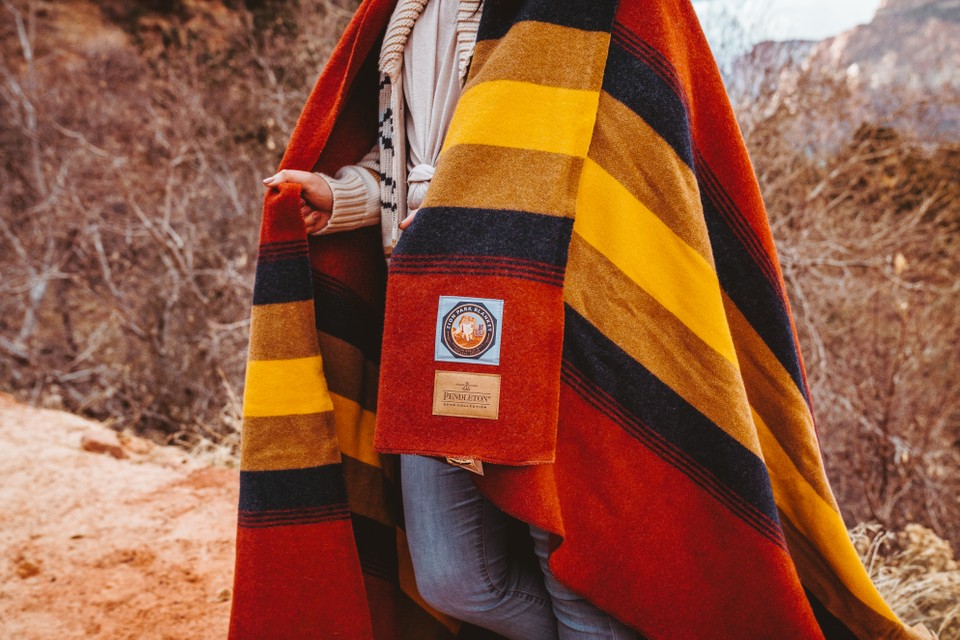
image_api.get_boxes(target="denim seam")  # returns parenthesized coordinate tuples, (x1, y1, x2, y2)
(479, 499, 551, 606)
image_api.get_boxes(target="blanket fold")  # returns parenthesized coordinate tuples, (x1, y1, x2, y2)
(229, 1, 925, 638)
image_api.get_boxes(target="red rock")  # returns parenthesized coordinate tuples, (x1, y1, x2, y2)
(80, 431, 128, 459)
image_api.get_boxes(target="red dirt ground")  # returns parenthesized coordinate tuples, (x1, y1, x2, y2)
(0, 392, 238, 640)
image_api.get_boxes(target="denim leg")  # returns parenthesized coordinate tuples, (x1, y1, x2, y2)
(528, 524, 637, 640)
(401, 454, 560, 640)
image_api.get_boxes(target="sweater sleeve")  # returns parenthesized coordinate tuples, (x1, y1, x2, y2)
(310, 143, 381, 236)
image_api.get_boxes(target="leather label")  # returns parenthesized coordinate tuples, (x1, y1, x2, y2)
(445, 457, 485, 475)
(432, 370, 501, 420)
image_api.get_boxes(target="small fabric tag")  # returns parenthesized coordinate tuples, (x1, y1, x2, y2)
(435, 297, 504, 366)
(445, 457, 485, 475)
(432, 370, 501, 420)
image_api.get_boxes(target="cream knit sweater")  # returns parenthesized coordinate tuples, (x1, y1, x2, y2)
(312, 0, 482, 246)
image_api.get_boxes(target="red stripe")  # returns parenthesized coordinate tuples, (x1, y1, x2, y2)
(547, 387, 822, 640)
(375, 271, 565, 464)
(229, 519, 372, 639)
(560, 363, 786, 548)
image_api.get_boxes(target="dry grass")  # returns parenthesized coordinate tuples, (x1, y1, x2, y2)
(852, 523, 960, 639)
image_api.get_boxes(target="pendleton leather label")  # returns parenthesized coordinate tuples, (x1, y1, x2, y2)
(445, 457, 485, 475)
(432, 370, 501, 420)
(435, 297, 504, 366)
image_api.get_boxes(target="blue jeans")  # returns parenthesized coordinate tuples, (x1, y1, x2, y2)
(401, 455, 636, 640)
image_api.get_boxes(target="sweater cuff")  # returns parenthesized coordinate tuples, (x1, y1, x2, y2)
(310, 166, 380, 236)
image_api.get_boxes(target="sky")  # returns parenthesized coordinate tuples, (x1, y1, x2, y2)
(692, 0, 883, 44)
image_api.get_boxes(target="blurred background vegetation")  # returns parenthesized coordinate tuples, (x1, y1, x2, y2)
(0, 0, 957, 635)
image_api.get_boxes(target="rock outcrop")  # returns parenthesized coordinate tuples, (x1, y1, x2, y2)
(728, 0, 960, 153)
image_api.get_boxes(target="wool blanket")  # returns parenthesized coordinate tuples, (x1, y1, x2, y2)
(228, 0, 925, 638)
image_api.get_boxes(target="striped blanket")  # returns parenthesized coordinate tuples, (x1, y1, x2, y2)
(229, 0, 924, 638)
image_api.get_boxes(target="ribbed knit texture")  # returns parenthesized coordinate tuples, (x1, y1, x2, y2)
(379, 0, 430, 78)
(456, 0, 482, 83)
(312, 145, 381, 235)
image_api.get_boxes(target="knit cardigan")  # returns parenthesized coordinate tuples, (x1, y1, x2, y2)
(228, 1, 928, 638)
(315, 0, 482, 254)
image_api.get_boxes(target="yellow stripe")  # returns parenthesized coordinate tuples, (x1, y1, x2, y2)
(752, 408, 900, 623)
(242, 355, 334, 417)
(330, 392, 381, 470)
(440, 80, 600, 159)
(574, 159, 739, 366)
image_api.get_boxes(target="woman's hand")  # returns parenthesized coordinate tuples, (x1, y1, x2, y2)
(262, 170, 334, 234)
(398, 209, 418, 230)
(300, 198, 332, 235)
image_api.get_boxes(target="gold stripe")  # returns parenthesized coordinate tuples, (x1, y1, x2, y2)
(564, 235, 763, 456)
(426, 144, 583, 218)
(574, 158, 739, 366)
(317, 332, 379, 412)
(440, 80, 600, 159)
(722, 293, 836, 505)
(331, 392, 381, 470)
(780, 516, 911, 640)
(240, 413, 340, 471)
(468, 21, 609, 92)
(752, 408, 900, 623)
(248, 300, 319, 361)
(591, 92, 713, 261)
(242, 355, 334, 417)
(342, 455, 396, 526)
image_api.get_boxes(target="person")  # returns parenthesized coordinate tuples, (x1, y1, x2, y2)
(262, 1, 636, 638)
(240, 0, 927, 638)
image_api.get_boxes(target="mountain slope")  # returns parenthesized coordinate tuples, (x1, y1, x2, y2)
(728, 0, 960, 152)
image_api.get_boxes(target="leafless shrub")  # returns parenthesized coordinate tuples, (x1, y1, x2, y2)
(744, 85, 960, 546)
(0, 0, 358, 443)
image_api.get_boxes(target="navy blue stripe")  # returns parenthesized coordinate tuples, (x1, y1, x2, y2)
(562, 363, 785, 548)
(612, 22, 685, 101)
(390, 261, 564, 287)
(259, 238, 307, 253)
(805, 588, 859, 640)
(352, 514, 398, 583)
(562, 306, 782, 528)
(603, 30, 810, 403)
(602, 41, 693, 168)
(238, 464, 347, 512)
(700, 195, 808, 401)
(237, 505, 350, 529)
(478, 0, 618, 42)
(313, 272, 383, 365)
(391, 253, 564, 276)
(694, 152, 782, 292)
(390, 254, 564, 284)
(392, 207, 574, 270)
(252, 255, 313, 306)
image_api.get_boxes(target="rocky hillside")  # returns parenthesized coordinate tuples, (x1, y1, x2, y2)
(727, 0, 960, 152)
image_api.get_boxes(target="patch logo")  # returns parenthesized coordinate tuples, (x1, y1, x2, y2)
(435, 297, 504, 366)
(442, 303, 495, 357)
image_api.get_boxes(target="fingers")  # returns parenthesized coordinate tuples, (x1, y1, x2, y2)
(299, 198, 331, 234)
(398, 209, 417, 230)
(304, 209, 332, 234)
(263, 171, 332, 213)
(261, 169, 316, 187)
